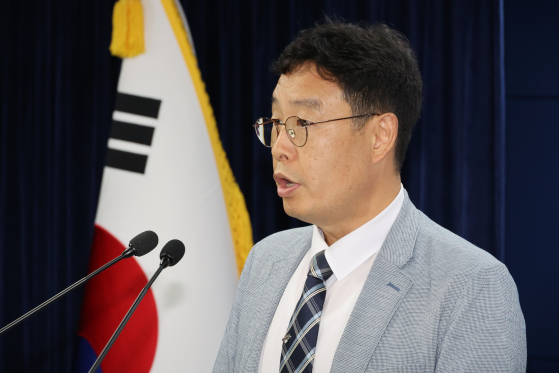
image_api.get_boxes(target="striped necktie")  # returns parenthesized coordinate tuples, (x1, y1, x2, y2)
(280, 250, 333, 373)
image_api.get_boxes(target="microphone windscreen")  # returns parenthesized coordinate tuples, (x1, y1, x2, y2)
(160, 239, 185, 266)
(129, 231, 159, 256)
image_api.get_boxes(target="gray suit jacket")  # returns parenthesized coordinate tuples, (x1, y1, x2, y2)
(213, 192, 527, 372)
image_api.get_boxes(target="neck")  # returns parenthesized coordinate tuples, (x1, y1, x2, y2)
(319, 174, 401, 246)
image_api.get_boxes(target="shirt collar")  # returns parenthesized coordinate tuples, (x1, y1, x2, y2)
(311, 184, 405, 282)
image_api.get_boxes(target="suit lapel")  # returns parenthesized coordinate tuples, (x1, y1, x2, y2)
(330, 257, 413, 372)
(239, 233, 312, 373)
(331, 192, 421, 373)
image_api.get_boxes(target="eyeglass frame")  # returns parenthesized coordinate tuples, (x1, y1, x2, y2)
(253, 113, 380, 148)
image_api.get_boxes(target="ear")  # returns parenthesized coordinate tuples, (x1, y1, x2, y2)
(372, 113, 398, 164)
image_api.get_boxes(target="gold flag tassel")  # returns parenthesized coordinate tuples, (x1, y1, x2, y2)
(110, 0, 145, 58)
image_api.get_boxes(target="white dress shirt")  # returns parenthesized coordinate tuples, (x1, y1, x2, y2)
(258, 185, 404, 373)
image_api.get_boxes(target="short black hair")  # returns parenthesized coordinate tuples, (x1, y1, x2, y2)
(272, 19, 423, 171)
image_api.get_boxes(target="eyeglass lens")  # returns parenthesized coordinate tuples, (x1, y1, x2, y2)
(254, 117, 308, 147)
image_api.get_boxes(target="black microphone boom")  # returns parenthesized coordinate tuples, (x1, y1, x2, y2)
(0, 230, 159, 336)
(88, 239, 186, 373)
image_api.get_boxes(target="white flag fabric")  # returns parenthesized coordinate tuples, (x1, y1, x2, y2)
(75, 0, 252, 371)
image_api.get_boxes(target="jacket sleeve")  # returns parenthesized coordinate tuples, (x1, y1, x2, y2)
(435, 262, 527, 372)
(212, 247, 256, 373)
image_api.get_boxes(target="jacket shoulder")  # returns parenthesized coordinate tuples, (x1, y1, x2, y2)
(414, 211, 506, 280)
(250, 225, 313, 262)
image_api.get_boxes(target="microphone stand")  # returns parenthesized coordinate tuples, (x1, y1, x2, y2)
(0, 247, 136, 336)
(87, 256, 171, 373)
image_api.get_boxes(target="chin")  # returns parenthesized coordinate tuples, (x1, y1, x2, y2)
(282, 199, 297, 217)
(282, 199, 313, 224)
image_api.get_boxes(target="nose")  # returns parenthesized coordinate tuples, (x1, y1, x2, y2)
(272, 125, 296, 162)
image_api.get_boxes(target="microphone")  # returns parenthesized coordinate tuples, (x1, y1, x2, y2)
(88, 239, 185, 373)
(0, 230, 159, 336)
(159, 239, 185, 266)
(127, 230, 159, 257)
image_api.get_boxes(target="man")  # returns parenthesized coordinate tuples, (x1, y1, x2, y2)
(214, 20, 526, 373)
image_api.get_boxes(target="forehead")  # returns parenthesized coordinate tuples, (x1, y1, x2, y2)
(271, 64, 344, 112)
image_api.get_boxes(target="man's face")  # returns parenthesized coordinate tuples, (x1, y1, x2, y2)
(271, 64, 377, 227)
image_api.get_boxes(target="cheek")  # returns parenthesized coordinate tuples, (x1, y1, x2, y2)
(301, 137, 354, 196)
(304, 135, 371, 198)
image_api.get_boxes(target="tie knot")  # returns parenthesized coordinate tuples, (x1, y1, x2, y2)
(308, 250, 333, 282)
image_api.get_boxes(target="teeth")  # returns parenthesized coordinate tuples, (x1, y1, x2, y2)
(286, 182, 294, 187)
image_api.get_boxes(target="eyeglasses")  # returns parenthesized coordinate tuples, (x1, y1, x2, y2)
(253, 113, 379, 148)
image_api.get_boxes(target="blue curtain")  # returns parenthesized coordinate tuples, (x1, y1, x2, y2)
(181, 0, 506, 260)
(0, 1, 120, 371)
(0, 0, 504, 371)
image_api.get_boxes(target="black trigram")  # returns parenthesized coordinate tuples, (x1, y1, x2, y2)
(106, 92, 161, 174)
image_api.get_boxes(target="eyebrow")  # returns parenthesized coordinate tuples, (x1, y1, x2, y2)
(270, 96, 323, 112)
(291, 98, 322, 111)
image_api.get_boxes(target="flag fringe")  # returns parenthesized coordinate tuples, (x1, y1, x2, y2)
(110, 0, 145, 58)
(161, 0, 254, 275)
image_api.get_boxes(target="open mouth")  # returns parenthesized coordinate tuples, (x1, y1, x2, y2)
(276, 178, 295, 188)
(273, 173, 300, 197)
